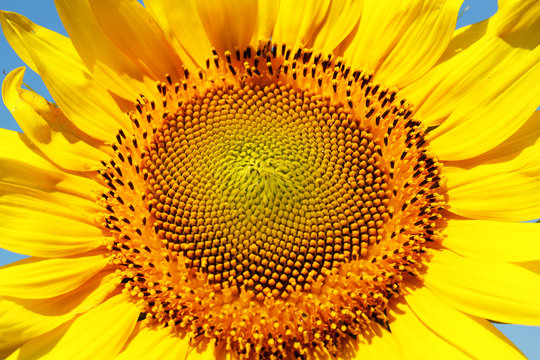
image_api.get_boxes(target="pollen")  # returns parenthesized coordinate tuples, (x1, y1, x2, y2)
(97, 42, 446, 359)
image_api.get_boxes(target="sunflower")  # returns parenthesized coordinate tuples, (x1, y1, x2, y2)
(1, 0, 539, 359)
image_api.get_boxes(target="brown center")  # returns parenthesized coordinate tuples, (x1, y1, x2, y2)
(143, 82, 392, 301)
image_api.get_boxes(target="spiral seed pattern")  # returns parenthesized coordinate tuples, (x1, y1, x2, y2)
(145, 82, 392, 300)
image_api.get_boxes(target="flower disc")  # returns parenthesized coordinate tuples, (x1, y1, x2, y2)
(98, 43, 446, 359)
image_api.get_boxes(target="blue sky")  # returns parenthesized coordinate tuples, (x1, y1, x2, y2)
(0, 0, 539, 358)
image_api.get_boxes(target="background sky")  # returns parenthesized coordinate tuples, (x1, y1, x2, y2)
(0, 1, 539, 358)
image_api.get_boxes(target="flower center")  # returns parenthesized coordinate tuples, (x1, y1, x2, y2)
(98, 42, 446, 359)
(145, 82, 391, 301)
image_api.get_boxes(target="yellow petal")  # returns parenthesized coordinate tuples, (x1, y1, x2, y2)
(353, 324, 402, 359)
(0, 192, 104, 258)
(116, 326, 190, 360)
(0, 11, 42, 73)
(425, 248, 540, 326)
(0, 299, 70, 358)
(7, 294, 139, 360)
(6, 321, 72, 360)
(9, 270, 119, 316)
(388, 298, 467, 359)
(520, 261, 540, 277)
(251, 0, 280, 45)
(0, 271, 118, 357)
(429, 61, 539, 161)
(0, 254, 110, 299)
(311, 0, 364, 54)
(196, 0, 258, 55)
(144, 0, 213, 70)
(54, 0, 155, 100)
(0, 186, 101, 227)
(0, 141, 105, 257)
(443, 220, 540, 262)
(271, 0, 331, 48)
(405, 286, 525, 359)
(449, 111, 540, 166)
(2, 67, 110, 171)
(444, 135, 540, 221)
(0, 11, 129, 141)
(405, 0, 540, 123)
(403, 0, 540, 160)
(88, 0, 182, 80)
(379, 0, 462, 86)
(0, 128, 99, 198)
(344, 0, 461, 86)
(0, 203, 105, 258)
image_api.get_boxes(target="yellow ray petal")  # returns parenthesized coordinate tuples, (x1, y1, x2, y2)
(0, 205, 105, 258)
(405, 286, 525, 359)
(6, 294, 139, 360)
(403, 0, 540, 160)
(353, 324, 402, 359)
(2, 67, 110, 171)
(196, 0, 258, 55)
(0, 186, 101, 226)
(116, 326, 190, 360)
(0, 254, 110, 299)
(443, 220, 540, 262)
(0, 271, 118, 357)
(54, 0, 155, 100)
(404, 0, 540, 122)
(0, 11, 40, 73)
(271, 0, 331, 48)
(444, 136, 540, 221)
(425, 248, 540, 326)
(448, 111, 540, 166)
(0, 147, 105, 257)
(0, 11, 130, 141)
(0, 128, 99, 197)
(344, 0, 461, 87)
(519, 262, 540, 281)
(310, 0, 364, 55)
(429, 61, 539, 161)
(88, 0, 182, 81)
(251, 0, 280, 45)
(388, 298, 467, 359)
(5, 321, 71, 360)
(378, 0, 462, 86)
(0, 191, 104, 257)
(0, 299, 70, 358)
(8, 270, 119, 316)
(144, 0, 213, 71)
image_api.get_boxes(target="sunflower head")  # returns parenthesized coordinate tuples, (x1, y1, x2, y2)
(94, 40, 447, 357)
(1, 1, 539, 359)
